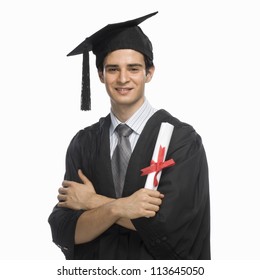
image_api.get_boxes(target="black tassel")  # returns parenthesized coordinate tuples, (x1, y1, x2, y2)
(81, 51, 91, 110)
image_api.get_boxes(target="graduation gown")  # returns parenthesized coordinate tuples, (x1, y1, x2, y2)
(48, 109, 210, 260)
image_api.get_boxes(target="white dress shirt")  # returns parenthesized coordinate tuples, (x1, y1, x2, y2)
(110, 99, 157, 158)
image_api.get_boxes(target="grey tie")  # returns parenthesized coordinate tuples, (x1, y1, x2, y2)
(111, 124, 133, 198)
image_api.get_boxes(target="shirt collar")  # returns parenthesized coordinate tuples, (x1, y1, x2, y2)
(110, 98, 153, 136)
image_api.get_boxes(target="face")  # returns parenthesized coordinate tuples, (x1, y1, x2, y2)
(99, 49, 154, 112)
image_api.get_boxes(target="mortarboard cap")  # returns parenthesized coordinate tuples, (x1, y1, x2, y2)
(67, 11, 158, 110)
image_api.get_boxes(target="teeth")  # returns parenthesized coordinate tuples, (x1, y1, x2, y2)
(117, 88, 129, 93)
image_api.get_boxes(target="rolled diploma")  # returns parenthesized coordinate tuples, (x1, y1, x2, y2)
(144, 122, 174, 190)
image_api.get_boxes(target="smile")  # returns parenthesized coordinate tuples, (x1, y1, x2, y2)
(115, 87, 132, 94)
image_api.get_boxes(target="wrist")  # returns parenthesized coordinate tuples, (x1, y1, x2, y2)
(109, 198, 124, 220)
(87, 194, 115, 209)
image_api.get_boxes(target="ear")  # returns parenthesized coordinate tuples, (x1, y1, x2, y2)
(98, 70, 105, 83)
(145, 66, 155, 83)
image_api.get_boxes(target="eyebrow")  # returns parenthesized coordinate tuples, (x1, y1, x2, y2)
(105, 63, 144, 68)
(105, 64, 118, 69)
(127, 63, 144, 67)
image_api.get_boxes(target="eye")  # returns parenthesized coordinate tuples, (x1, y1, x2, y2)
(106, 67, 118, 73)
(129, 66, 140, 73)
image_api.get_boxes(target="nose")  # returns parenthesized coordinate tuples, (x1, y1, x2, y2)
(117, 69, 129, 84)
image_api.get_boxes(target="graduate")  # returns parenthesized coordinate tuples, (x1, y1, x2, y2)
(48, 11, 211, 260)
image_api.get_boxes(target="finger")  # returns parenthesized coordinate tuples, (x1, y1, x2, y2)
(62, 180, 71, 188)
(149, 197, 163, 206)
(57, 201, 67, 208)
(155, 191, 164, 199)
(144, 210, 157, 218)
(145, 204, 160, 212)
(78, 169, 90, 184)
(146, 189, 164, 198)
(57, 194, 67, 202)
(154, 191, 164, 198)
(58, 187, 67, 194)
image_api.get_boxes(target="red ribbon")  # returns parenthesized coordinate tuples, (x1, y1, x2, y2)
(141, 145, 176, 187)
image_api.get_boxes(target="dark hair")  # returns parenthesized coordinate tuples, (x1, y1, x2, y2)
(144, 55, 154, 74)
(97, 52, 154, 74)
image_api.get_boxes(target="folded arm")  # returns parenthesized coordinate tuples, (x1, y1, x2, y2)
(57, 170, 163, 244)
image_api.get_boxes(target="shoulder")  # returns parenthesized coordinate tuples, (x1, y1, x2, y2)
(155, 109, 203, 152)
(67, 114, 110, 151)
(153, 109, 199, 137)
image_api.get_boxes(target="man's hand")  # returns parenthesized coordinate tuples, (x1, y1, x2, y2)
(57, 170, 164, 220)
(57, 170, 96, 210)
(114, 188, 164, 219)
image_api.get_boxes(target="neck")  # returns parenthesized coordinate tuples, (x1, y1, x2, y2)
(111, 106, 136, 123)
(111, 99, 145, 123)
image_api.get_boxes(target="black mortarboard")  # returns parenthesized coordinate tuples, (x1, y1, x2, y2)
(67, 11, 158, 110)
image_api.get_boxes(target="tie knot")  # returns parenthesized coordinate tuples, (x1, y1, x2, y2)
(116, 124, 133, 137)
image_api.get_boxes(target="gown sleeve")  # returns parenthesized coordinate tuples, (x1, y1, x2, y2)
(132, 124, 210, 259)
(48, 131, 86, 259)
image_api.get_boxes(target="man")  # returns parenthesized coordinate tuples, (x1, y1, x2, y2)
(48, 12, 210, 260)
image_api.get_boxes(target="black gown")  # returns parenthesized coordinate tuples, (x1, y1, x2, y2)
(48, 109, 211, 260)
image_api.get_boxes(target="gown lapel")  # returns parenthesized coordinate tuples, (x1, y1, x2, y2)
(93, 115, 117, 198)
(123, 109, 171, 197)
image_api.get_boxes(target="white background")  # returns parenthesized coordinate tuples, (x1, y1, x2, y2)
(0, 0, 259, 262)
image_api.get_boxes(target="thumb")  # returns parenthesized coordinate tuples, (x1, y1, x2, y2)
(78, 169, 90, 184)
